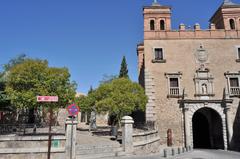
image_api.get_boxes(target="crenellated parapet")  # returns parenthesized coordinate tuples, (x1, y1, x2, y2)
(144, 23, 240, 40)
(144, 1, 240, 40)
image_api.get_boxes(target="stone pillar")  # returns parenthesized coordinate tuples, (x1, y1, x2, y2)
(121, 116, 134, 153)
(66, 118, 78, 159)
(183, 108, 191, 147)
(225, 105, 233, 147)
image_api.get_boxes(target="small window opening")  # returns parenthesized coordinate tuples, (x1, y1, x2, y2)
(230, 19, 235, 30)
(160, 20, 165, 30)
(154, 48, 163, 60)
(150, 20, 155, 31)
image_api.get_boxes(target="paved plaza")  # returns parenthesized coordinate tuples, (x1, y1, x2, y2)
(107, 149, 240, 159)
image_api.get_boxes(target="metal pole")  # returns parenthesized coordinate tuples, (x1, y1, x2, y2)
(47, 107, 53, 159)
(70, 116, 73, 159)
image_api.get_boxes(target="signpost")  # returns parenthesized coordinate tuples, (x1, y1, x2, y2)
(67, 104, 80, 159)
(67, 104, 80, 116)
(37, 96, 58, 159)
(37, 96, 58, 102)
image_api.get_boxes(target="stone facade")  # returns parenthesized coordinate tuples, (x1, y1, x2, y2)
(137, 1, 240, 151)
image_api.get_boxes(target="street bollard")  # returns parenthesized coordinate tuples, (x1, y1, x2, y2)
(164, 149, 168, 158)
(172, 148, 175, 156)
(178, 147, 181, 154)
(182, 147, 185, 153)
(188, 146, 191, 151)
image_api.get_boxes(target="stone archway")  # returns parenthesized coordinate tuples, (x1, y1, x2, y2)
(182, 100, 230, 150)
(192, 107, 224, 149)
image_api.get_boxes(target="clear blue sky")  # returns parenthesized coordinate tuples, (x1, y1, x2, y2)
(0, 0, 236, 94)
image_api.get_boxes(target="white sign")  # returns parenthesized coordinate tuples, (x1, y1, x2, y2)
(37, 96, 58, 102)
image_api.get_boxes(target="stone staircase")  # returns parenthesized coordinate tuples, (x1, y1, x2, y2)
(76, 143, 124, 159)
(75, 131, 125, 159)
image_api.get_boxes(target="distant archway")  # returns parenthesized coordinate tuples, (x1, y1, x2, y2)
(192, 107, 224, 149)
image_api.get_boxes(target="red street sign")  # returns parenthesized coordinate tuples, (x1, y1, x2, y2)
(37, 96, 59, 102)
(67, 104, 80, 116)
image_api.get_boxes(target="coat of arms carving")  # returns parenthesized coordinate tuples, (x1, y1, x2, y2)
(195, 44, 208, 64)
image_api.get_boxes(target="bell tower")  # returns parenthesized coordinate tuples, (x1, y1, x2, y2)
(143, 0, 172, 32)
(210, 0, 240, 30)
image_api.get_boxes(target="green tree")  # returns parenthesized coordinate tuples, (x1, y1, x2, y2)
(3, 54, 27, 71)
(119, 56, 129, 78)
(75, 86, 95, 113)
(0, 54, 27, 111)
(5, 59, 76, 110)
(93, 78, 147, 126)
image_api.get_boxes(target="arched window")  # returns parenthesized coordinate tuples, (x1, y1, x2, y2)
(160, 20, 165, 30)
(150, 20, 155, 31)
(230, 19, 235, 30)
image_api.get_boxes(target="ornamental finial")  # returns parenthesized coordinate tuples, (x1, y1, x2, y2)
(152, 0, 160, 6)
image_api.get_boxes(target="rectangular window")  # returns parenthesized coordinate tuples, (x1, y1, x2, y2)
(165, 72, 182, 98)
(238, 48, 240, 59)
(229, 78, 240, 95)
(230, 78, 239, 87)
(169, 78, 179, 95)
(170, 78, 179, 87)
(154, 48, 163, 60)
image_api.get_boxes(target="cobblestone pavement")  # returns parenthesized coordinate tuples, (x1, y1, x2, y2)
(108, 149, 240, 159)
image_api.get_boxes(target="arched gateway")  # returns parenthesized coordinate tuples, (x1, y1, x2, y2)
(180, 99, 233, 150)
(192, 108, 224, 149)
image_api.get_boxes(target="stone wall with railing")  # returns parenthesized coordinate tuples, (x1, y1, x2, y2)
(132, 130, 161, 154)
(0, 135, 66, 159)
(0, 119, 76, 159)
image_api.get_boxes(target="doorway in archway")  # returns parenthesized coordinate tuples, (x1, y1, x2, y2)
(192, 107, 224, 149)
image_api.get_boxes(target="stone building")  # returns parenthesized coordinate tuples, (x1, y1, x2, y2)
(137, 0, 240, 151)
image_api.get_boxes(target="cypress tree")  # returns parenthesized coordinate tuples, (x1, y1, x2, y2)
(119, 56, 129, 78)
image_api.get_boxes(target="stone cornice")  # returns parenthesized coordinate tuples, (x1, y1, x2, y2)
(178, 99, 233, 104)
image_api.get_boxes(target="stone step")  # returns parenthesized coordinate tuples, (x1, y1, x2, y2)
(76, 144, 120, 150)
(76, 151, 125, 159)
(76, 144, 123, 155)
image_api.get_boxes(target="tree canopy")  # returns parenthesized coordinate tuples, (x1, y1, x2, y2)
(119, 56, 129, 78)
(0, 54, 28, 111)
(5, 59, 76, 109)
(80, 78, 147, 125)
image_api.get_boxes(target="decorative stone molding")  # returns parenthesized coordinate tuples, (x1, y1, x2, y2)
(151, 59, 166, 63)
(194, 69, 214, 99)
(178, 99, 233, 149)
